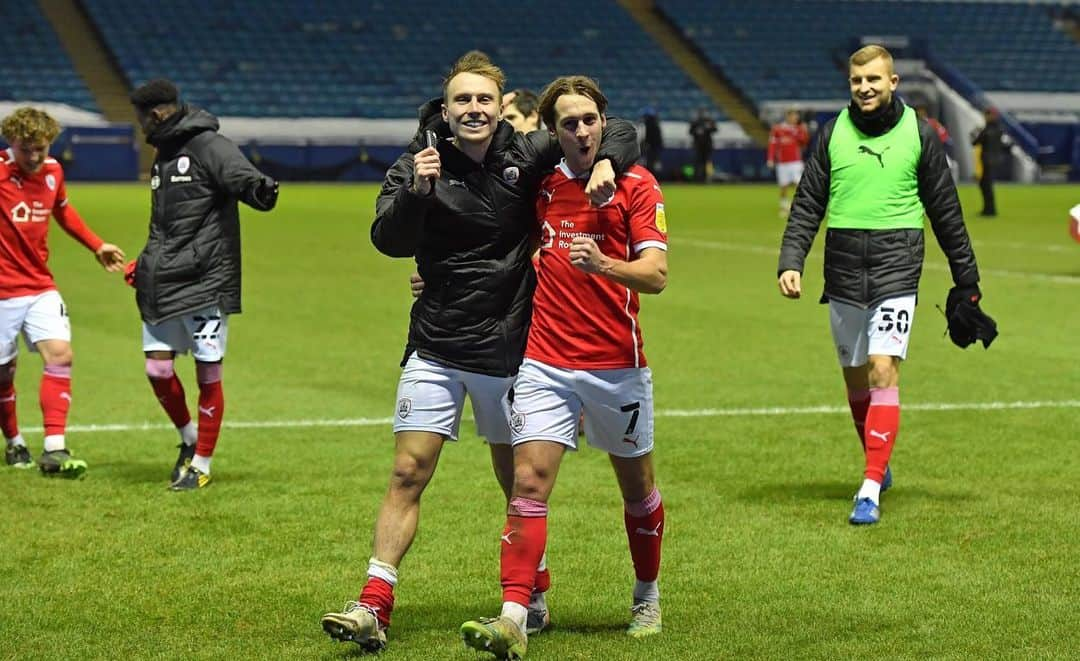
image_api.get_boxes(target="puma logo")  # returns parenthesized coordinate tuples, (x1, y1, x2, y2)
(447, 179, 466, 188)
(622, 437, 639, 448)
(635, 522, 662, 537)
(60, 392, 72, 402)
(198, 405, 216, 418)
(0, 395, 14, 403)
(500, 531, 514, 545)
(868, 430, 891, 443)
(858, 145, 890, 168)
(539, 188, 553, 202)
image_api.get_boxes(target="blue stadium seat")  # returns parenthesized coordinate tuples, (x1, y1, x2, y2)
(658, 0, 1080, 106)
(0, 3, 98, 112)
(81, 0, 725, 121)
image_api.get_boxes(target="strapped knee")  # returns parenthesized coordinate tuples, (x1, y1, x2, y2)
(196, 361, 222, 384)
(145, 358, 175, 380)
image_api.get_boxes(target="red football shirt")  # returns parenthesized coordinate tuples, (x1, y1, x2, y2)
(0, 149, 103, 299)
(767, 122, 809, 164)
(927, 117, 950, 146)
(527, 163, 667, 369)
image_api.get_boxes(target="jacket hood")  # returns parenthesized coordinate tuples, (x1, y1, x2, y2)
(148, 105, 219, 151)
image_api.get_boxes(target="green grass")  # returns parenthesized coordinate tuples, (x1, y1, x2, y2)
(1, 182, 1078, 660)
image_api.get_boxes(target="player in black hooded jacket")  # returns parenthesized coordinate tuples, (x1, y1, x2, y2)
(127, 79, 278, 492)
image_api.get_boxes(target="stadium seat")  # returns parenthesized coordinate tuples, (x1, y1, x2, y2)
(0, 4, 99, 112)
(80, 0, 726, 120)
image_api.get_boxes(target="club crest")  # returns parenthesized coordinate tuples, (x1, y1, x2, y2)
(177, 156, 190, 174)
(510, 408, 525, 433)
(503, 166, 520, 184)
(397, 397, 412, 419)
(45, 174, 56, 191)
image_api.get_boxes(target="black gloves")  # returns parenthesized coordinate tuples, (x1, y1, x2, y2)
(945, 285, 998, 349)
(253, 177, 279, 209)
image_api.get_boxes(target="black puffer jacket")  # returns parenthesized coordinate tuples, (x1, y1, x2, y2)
(778, 97, 979, 308)
(373, 102, 639, 377)
(135, 106, 277, 324)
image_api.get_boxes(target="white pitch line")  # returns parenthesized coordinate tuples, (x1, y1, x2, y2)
(674, 238, 1080, 285)
(21, 400, 1080, 434)
(656, 399, 1080, 417)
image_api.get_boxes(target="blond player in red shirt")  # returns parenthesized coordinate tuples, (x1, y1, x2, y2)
(461, 76, 667, 659)
(767, 108, 810, 219)
(1, 108, 125, 476)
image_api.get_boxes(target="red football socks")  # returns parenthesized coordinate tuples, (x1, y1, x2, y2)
(624, 488, 664, 583)
(195, 363, 224, 458)
(0, 379, 17, 440)
(150, 373, 191, 428)
(39, 365, 71, 437)
(863, 387, 899, 483)
(501, 497, 548, 607)
(358, 577, 395, 629)
(847, 388, 871, 452)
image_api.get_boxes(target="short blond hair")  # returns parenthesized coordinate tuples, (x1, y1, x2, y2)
(1, 107, 61, 144)
(849, 44, 894, 73)
(537, 75, 608, 130)
(443, 50, 505, 102)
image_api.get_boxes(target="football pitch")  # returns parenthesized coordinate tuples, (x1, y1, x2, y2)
(2, 182, 1077, 660)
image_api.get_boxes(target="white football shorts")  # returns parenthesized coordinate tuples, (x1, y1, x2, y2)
(0, 290, 71, 363)
(508, 358, 654, 458)
(142, 305, 228, 362)
(776, 161, 805, 187)
(829, 294, 917, 367)
(393, 351, 515, 444)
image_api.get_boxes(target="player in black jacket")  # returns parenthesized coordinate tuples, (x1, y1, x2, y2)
(777, 46, 988, 526)
(128, 79, 278, 491)
(322, 52, 639, 652)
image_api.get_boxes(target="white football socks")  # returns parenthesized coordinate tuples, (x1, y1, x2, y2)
(500, 602, 527, 633)
(857, 478, 882, 504)
(191, 454, 211, 474)
(633, 580, 660, 604)
(179, 421, 197, 446)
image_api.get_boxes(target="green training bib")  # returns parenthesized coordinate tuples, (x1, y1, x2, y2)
(826, 105, 925, 230)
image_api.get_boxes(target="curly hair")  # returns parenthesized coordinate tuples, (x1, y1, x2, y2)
(1, 107, 61, 144)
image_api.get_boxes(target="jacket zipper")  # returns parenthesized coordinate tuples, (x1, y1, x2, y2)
(861, 230, 869, 304)
(148, 163, 165, 315)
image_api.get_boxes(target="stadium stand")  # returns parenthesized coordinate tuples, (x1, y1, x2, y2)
(81, 0, 725, 121)
(658, 0, 1080, 103)
(0, 2, 98, 112)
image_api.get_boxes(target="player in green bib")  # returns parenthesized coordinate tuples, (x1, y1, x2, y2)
(777, 45, 992, 525)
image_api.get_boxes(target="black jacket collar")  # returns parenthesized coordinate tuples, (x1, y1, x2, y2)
(848, 95, 904, 137)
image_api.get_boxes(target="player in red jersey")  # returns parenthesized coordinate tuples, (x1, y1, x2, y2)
(767, 108, 810, 219)
(461, 76, 667, 659)
(1, 107, 125, 476)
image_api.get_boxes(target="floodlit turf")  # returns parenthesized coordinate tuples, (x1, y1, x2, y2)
(1, 182, 1078, 660)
